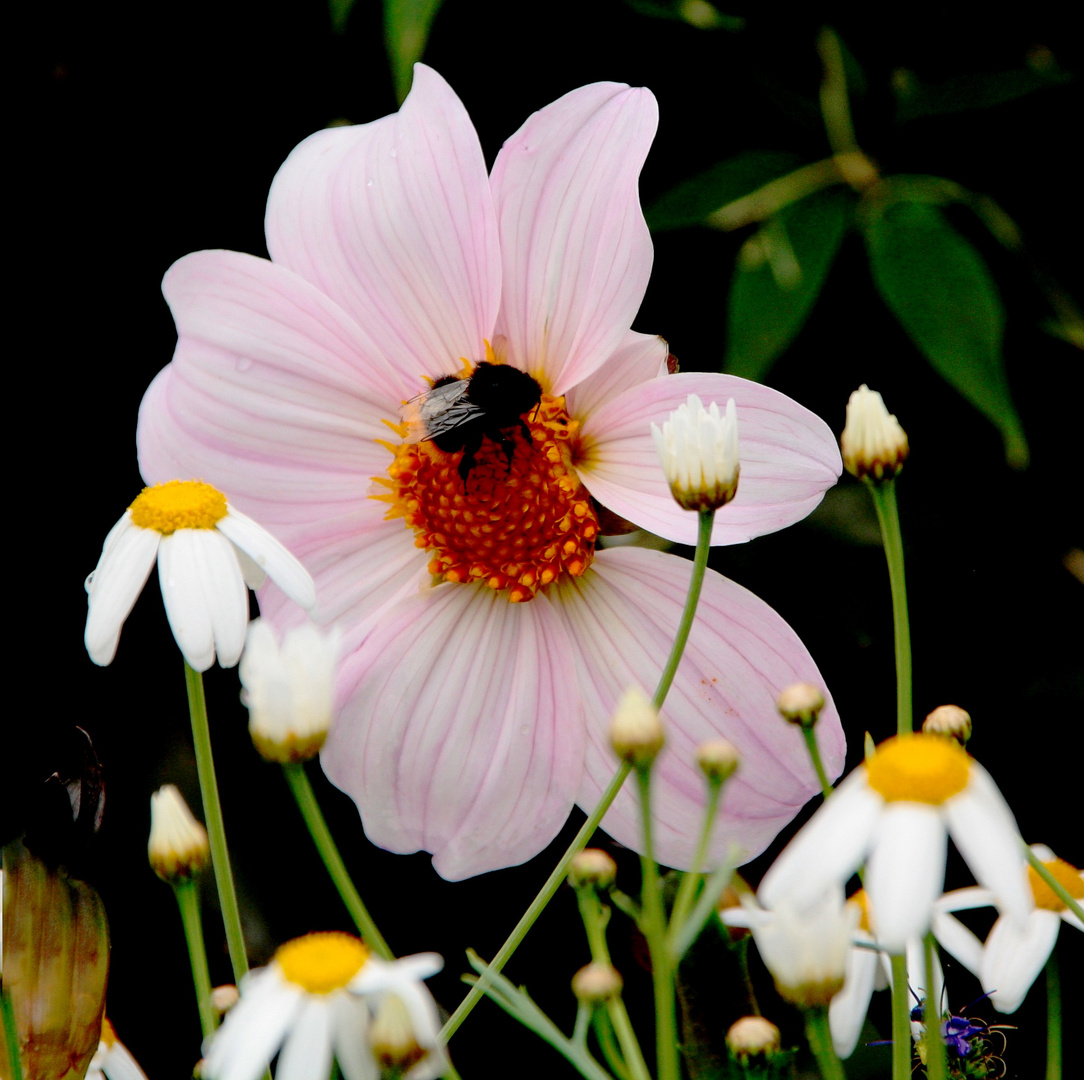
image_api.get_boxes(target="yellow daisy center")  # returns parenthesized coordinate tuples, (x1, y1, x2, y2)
(1028, 858, 1084, 912)
(848, 889, 872, 933)
(100, 1017, 117, 1048)
(129, 480, 228, 534)
(275, 931, 369, 993)
(374, 385, 598, 603)
(865, 733, 971, 803)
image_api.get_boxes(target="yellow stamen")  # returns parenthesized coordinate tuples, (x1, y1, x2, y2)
(1028, 858, 1084, 911)
(376, 384, 597, 602)
(865, 733, 970, 804)
(275, 931, 368, 993)
(129, 480, 228, 535)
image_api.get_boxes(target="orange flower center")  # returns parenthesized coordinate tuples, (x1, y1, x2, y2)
(1028, 858, 1084, 912)
(374, 390, 598, 603)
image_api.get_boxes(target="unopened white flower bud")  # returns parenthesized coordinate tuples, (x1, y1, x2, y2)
(571, 962, 623, 1003)
(922, 704, 972, 745)
(609, 686, 665, 767)
(777, 682, 826, 728)
(568, 849, 618, 890)
(210, 984, 240, 1016)
(652, 395, 740, 511)
(240, 619, 340, 763)
(841, 385, 909, 481)
(696, 738, 740, 782)
(148, 785, 210, 882)
(726, 1015, 782, 1065)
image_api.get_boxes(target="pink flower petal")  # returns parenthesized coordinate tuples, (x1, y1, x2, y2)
(564, 330, 669, 420)
(491, 84, 658, 395)
(321, 585, 583, 880)
(577, 372, 842, 545)
(265, 65, 500, 384)
(552, 546, 845, 869)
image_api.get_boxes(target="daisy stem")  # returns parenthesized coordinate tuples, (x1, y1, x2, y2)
(923, 933, 948, 1080)
(804, 1005, 846, 1080)
(183, 661, 248, 982)
(889, 953, 911, 1080)
(1045, 951, 1061, 1080)
(800, 725, 835, 800)
(281, 762, 394, 960)
(667, 775, 724, 950)
(172, 878, 217, 1037)
(865, 478, 912, 737)
(1, 990, 23, 1080)
(653, 508, 714, 710)
(440, 760, 633, 1042)
(636, 768, 680, 1080)
(1025, 844, 1084, 923)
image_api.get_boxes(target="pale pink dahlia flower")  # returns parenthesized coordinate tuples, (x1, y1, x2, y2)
(137, 65, 845, 880)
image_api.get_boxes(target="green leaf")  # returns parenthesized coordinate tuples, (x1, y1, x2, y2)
(646, 150, 802, 232)
(383, 0, 445, 104)
(894, 64, 1072, 124)
(329, 0, 356, 34)
(724, 185, 853, 381)
(865, 200, 1028, 468)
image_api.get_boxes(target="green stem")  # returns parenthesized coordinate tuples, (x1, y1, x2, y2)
(173, 879, 217, 1038)
(440, 761, 632, 1041)
(667, 777, 724, 942)
(866, 479, 912, 737)
(653, 509, 714, 709)
(281, 762, 393, 960)
(805, 1005, 846, 1080)
(1025, 845, 1084, 923)
(183, 662, 249, 982)
(442, 506, 714, 1044)
(923, 934, 947, 1080)
(592, 1012, 635, 1080)
(1, 990, 23, 1080)
(636, 769, 679, 1080)
(889, 953, 911, 1080)
(1046, 952, 1062, 1080)
(606, 1003, 652, 1080)
(817, 26, 859, 155)
(801, 725, 835, 799)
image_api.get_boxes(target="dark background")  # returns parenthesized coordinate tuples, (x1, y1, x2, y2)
(15, 1, 1082, 1077)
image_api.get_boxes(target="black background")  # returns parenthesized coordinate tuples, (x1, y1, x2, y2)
(15, 2, 1082, 1077)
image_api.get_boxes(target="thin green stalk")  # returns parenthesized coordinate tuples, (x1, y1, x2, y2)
(637, 769, 679, 1080)
(606, 1002, 652, 1080)
(281, 762, 393, 960)
(817, 26, 859, 155)
(183, 662, 248, 981)
(804, 1005, 846, 1080)
(173, 879, 217, 1038)
(443, 506, 715, 1044)
(1046, 952, 1062, 1080)
(923, 934, 947, 1080)
(667, 776, 724, 941)
(1, 991, 23, 1080)
(890, 953, 911, 1080)
(440, 761, 632, 1041)
(592, 1012, 635, 1080)
(801, 725, 835, 799)
(653, 509, 714, 709)
(866, 479, 912, 737)
(1025, 844, 1084, 923)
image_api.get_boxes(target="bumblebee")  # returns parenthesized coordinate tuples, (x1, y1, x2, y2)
(401, 362, 543, 482)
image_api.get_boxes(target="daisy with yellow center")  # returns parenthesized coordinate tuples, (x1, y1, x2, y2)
(137, 65, 848, 879)
(934, 843, 1083, 1014)
(758, 734, 1033, 954)
(201, 932, 444, 1080)
(84, 480, 315, 671)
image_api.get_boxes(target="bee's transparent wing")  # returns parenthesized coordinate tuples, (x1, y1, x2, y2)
(400, 379, 483, 443)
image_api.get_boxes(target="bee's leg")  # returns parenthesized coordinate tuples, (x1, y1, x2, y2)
(458, 429, 485, 483)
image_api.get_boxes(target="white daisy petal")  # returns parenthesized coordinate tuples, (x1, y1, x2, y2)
(866, 802, 946, 953)
(276, 997, 333, 1080)
(329, 995, 378, 1080)
(218, 508, 317, 611)
(930, 910, 985, 977)
(829, 931, 879, 1058)
(204, 973, 301, 1080)
(157, 531, 218, 672)
(983, 909, 1062, 1014)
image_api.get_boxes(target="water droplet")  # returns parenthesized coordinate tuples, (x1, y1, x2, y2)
(389, 147, 398, 158)
(237, 357, 253, 373)
(84, 571, 96, 594)
(366, 178, 374, 187)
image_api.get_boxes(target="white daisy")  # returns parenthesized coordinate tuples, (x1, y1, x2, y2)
(85, 480, 316, 671)
(239, 619, 341, 763)
(827, 890, 944, 1059)
(86, 1019, 149, 1080)
(934, 843, 1083, 1014)
(201, 931, 445, 1080)
(721, 887, 858, 1008)
(758, 734, 1033, 954)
